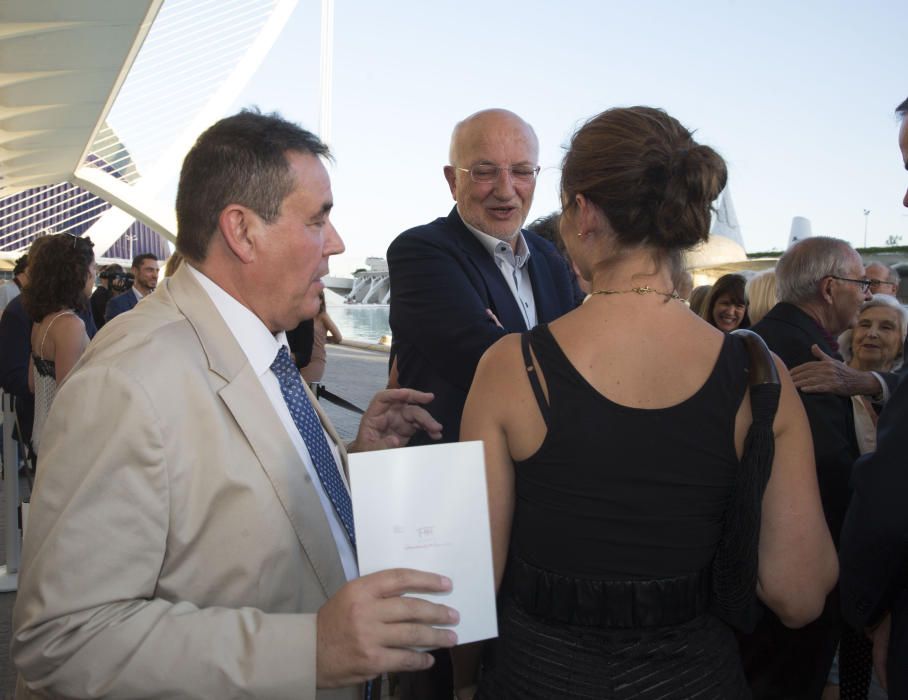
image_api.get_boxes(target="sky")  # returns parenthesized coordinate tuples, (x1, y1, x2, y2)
(229, 0, 908, 277)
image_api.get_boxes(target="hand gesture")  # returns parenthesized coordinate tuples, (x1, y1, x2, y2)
(316, 569, 459, 688)
(789, 344, 882, 397)
(348, 388, 443, 452)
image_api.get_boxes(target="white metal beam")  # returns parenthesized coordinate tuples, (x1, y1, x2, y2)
(72, 165, 176, 244)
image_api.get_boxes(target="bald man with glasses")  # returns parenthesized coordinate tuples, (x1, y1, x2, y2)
(387, 109, 579, 699)
(387, 109, 580, 447)
(865, 261, 901, 297)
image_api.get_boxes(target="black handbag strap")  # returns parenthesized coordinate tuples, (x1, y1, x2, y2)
(735, 328, 780, 390)
(711, 329, 781, 632)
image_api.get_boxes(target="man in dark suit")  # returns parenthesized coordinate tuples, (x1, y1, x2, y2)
(0, 295, 36, 452)
(839, 94, 908, 699)
(388, 109, 579, 447)
(90, 263, 126, 329)
(742, 236, 871, 698)
(787, 256, 900, 403)
(0, 253, 28, 311)
(104, 253, 159, 322)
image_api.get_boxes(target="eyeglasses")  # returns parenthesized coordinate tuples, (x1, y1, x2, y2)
(868, 279, 899, 292)
(455, 164, 541, 184)
(829, 275, 872, 293)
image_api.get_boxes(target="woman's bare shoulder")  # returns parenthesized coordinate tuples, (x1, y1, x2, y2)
(478, 333, 525, 372)
(48, 311, 85, 334)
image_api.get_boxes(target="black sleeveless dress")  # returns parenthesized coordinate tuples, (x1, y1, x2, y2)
(477, 325, 753, 699)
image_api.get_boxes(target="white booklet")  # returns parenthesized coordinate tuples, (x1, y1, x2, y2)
(349, 440, 498, 647)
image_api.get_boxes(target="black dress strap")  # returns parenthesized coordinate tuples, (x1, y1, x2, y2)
(520, 331, 551, 427)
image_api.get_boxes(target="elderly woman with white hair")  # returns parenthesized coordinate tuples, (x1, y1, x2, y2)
(822, 295, 907, 700)
(839, 294, 908, 454)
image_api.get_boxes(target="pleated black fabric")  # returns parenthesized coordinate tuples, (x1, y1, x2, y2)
(506, 556, 711, 630)
(478, 597, 750, 699)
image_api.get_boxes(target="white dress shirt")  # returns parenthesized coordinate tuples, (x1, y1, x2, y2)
(869, 370, 891, 404)
(460, 214, 538, 329)
(0, 281, 20, 313)
(188, 265, 358, 580)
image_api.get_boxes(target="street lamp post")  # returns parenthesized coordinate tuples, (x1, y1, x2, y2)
(864, 209, 871, 249)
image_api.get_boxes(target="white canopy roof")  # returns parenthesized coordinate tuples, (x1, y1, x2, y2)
(0, 0, 297, 257)
(0, 0, 161, 192)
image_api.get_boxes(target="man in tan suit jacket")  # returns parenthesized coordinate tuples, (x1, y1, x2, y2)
(12, 111, 458, 698)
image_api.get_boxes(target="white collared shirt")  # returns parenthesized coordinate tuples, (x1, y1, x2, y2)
(0, 281, 20, 313)
(188, 265, 358, 580)
(132, 287, 144, 302)
(460, 213, 537, 329)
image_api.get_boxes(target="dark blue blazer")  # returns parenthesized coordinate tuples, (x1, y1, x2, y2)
(0, 296, 34, 444)
(840, 371, 908, 699)
(387, 208, 579, 444)
(104, 290, 139, 322)
(751, 302, 859, 543)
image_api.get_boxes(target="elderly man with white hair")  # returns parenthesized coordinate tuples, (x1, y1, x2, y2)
(740, 236, 869, 698)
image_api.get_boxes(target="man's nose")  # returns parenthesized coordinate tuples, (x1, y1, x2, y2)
(325, 221, 345, 256)
(491, 168, 517, 195)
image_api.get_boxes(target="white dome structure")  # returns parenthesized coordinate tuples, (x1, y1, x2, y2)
(788, 216, 813, 247)
(685, 186, 747, 269)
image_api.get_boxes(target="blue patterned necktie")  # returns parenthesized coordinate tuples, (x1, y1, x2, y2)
(270, 345, 356, 548)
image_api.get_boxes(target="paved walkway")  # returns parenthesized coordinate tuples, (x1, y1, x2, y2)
(318, 343, 391, 441)
(0, 343, 388, 694)
(0, 467, 28, 692)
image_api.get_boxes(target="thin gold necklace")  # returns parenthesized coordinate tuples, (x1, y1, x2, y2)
(590, 285, 684, 301)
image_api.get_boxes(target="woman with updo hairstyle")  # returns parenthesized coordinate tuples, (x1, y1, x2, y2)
(22, 234, 95, 452)
(455, 107, 836, 699)
(703, 273, 750, 332)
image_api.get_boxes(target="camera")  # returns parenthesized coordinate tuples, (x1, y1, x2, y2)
(99, 269, 134, 292)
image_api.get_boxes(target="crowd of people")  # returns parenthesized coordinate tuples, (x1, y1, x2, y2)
(0, 96, 905, 700)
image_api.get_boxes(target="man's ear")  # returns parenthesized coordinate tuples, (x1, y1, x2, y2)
(217, 204, 257, 264)
(819, 276, 835, 304)
(443, 165, 457, 201)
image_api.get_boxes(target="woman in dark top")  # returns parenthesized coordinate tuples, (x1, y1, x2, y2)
(703, 273, 751, 332)
(455, 107, 837, 699)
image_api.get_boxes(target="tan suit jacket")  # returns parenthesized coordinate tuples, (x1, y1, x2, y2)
(13, 265, 361, 699)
